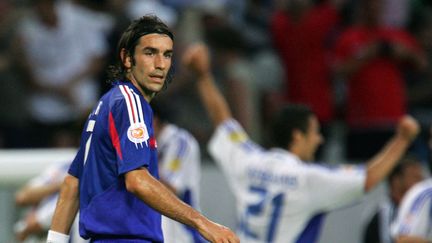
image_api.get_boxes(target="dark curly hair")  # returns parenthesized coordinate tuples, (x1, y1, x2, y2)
(107, 15, 174, 90)
(270, 104, 314, 149)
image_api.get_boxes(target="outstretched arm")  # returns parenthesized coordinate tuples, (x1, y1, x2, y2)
(15, 183, 61, 206)
(47, 175, 79, 242)
(182, 43, 232, 127)
(364, 116, 419, 192)
(125, 168, 239, 243)
(395, 236, 431, 243)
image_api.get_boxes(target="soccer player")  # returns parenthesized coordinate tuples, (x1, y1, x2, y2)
(391, 126, 432, 243)
(363, 156, 424, 243)
(14, 161, 87, 243)
(47, 16, 238, 243)
(391, 178, 432, 243)
(152, 100, 204, 243)
(183, 43, 420, 243)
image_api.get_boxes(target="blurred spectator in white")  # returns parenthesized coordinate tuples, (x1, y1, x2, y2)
(17, 0, 108, 147)
(127, 0, 178, 28)
(14, 161, 87, 243)
(380, 0, 410, 28)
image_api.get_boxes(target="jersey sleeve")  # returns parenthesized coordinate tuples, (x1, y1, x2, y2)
(68, 118, 93, 179)
(391, 183, 432, 239)
(109, 93, 153, 175)
(208, 119, 261, 182)
(68, 145, 85, 179)
(159, 136, 199, 193)
(304, 164, 366, 211)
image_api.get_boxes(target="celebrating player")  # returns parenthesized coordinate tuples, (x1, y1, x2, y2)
(152, 100, 205, 243)
(183, 43, 420, 243)
(47, 16, 238, 243)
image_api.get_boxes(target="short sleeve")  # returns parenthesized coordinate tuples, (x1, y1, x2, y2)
(109, 91, 153, 175)
(304, 164, 366, 211)
(208, 119, 262, 179)
(159, 137, 192, 192)
(68, 146, 85, 178)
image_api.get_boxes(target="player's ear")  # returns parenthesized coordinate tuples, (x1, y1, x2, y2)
(120, 48, 132, 69)
(292, 129, 304, 143)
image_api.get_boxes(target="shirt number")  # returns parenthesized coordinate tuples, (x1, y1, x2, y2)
(240, 185, 285, 242)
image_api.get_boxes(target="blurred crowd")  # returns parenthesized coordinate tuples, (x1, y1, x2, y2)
(0, 0, 432, 164)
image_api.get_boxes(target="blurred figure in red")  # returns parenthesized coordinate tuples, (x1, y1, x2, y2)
(270, 0, 347, 126)
(332, 0, 427, 161)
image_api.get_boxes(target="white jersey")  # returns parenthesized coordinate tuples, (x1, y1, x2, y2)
(391, 178, 432, 240)
(157, 124, 204, 243)
(15, 161, 88, 243)
(208, 119, 366, 243)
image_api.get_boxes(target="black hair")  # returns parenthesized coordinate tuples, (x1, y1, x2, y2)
(388, 154, 422, 182)
(150, 98, 173, 124)
(270, 104, 314, 149)
(107, 15, 174, 89)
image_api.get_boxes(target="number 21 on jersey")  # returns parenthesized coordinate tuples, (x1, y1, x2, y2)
(240, 185, 285, 242)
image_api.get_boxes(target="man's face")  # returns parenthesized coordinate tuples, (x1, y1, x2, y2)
(125, 33, 173, 99)
(299, 116, 323, 161)
(401, 164, 424, 193)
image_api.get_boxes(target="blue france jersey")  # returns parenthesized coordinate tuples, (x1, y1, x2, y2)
(68, 81, 162, 241)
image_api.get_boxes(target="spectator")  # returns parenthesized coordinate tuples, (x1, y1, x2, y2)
(333, 0, 427, 161)
(17, 0, 108, 147)
(270, 0, 347, 127)
(0, 0, 29, 148)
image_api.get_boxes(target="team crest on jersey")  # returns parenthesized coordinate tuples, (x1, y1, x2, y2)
(127, 123, 149, 147)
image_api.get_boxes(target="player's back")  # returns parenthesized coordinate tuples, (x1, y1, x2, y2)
(209, 119, 365, 243)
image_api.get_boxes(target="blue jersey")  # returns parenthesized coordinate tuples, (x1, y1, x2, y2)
(69, 81, 162, 242)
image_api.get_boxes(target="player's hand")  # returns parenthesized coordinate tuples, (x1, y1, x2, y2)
(182, 43, 211, 79)
(197, 219, 240, 243)
(396, 115, 420, 142)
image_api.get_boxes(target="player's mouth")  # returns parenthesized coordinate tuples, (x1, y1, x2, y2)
(149, 74, 164, 83)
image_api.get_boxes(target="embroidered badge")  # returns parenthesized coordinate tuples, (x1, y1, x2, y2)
(127, 122, 149, 147)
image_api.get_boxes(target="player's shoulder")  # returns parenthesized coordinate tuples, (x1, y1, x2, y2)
(408, 179, 432, 198)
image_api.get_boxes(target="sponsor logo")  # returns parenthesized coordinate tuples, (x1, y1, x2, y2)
(127, 123, 149, 147)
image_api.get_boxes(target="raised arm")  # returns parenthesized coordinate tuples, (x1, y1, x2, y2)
(47, 175, 79, 242)
(182, 43, 232, 127)
(125, 168, 239, 243)
(364, 116, 419, 192)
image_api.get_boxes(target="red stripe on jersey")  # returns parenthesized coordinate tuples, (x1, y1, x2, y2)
(109, 112, 123, 160)
(120, 85, 136, 123)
